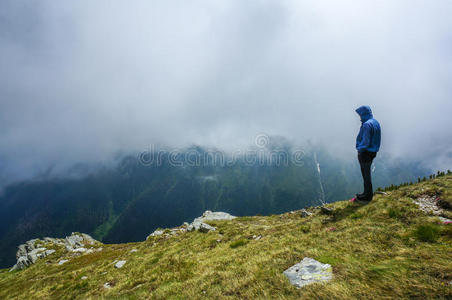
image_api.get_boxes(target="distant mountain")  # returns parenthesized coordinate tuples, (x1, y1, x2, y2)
(0, 144, 430, 268)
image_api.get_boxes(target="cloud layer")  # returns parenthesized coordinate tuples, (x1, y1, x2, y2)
(1, 0, 451, 182)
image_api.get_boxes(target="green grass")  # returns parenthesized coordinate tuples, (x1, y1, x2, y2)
(229, 239, 249, 248)
(388, 207, 402, 219)
(414, 224, 441, 242)
(1, 175, 452, 299)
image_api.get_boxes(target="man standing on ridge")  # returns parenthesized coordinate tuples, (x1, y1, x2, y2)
(355, 105, 381, 204)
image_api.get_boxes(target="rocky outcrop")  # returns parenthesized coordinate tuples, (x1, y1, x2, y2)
(146, 227, 187, 240)
(9, 243, 56, 271)
(187, 210, 235, 232)
(64, 233, 97, 252)
(193, 211, 236, 222)
(189, 222, 216, 233)
(9, 233, 100, 272)
(147, 229, 164, 237)
(146, 210, 236, 239)
(283, 257, 333, 288)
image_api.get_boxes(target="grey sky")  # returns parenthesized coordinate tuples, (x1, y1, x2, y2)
(1, 0, 451, 182)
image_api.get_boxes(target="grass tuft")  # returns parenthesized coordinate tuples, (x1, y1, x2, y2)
(388, 207, 402, 219)
(229, 239, 249, 248)
(413, 224, 441, 242)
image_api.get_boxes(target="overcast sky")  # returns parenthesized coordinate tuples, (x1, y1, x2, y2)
(1, 0, 451, 182)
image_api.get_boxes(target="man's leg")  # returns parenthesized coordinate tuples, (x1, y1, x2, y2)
(358, 152, 374, 201)
(363, 159, 372, 199)
(357, 153, 368, 199)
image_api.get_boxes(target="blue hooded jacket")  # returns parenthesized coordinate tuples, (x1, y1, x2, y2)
(356, 106, 381, 153)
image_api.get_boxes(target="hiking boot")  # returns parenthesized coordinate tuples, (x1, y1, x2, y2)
(356, 197, 372, 205)
(356, 193, 366, 200)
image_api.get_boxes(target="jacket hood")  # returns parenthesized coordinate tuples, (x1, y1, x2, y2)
(355, 105, 373, 122)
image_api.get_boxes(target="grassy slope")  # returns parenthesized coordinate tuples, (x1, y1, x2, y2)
(1, 176, 451, 299)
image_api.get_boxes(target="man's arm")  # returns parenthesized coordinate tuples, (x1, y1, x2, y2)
(357, 123, 372, 152)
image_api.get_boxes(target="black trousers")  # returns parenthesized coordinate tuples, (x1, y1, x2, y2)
(358, 151, 377, 199)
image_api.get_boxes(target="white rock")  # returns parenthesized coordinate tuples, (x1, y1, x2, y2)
(187, 221, 213, 232)
(58, 259, 69, 265)
(45, 249, 56, 256)
(413, 195, 443, 215)
(81, 276, 88, 280)
(130, 249, 138, 253)
(64, 233, 99, 252)
(147, 230, 164, 239)
(104, 282, 112, 289)
(195, 210, 236, 222)
(199, 222, 216, 233)
(186, 224, 196, 232)
(10, 244, 56, 271)
(72, 247, 87, 253)
(186, 211, 235, 233)
(146, 211, 235, 238)
(374, 191, 388, 195)
(283, 257, 333, 288)
(300, 209, 312, 217)
(115, 260, 127, 268)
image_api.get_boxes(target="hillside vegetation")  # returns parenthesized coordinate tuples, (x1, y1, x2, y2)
(1, 175, 451, 299)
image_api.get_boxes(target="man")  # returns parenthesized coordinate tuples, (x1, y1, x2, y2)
(355, 105, 381, 204)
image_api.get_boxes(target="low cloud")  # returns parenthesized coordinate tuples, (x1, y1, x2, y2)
(1, 0, 451, 183)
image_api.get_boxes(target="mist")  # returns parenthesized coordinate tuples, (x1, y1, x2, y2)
(1, 0, 452, 184)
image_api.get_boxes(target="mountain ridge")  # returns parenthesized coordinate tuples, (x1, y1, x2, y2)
(1, 173, 451, 299)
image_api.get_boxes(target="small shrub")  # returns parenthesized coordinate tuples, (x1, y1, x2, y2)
(208, 239, 218, 249)
(230, 239, 248, 248)
(350, 212, 362, 220)
(388, 208, 402, 219)
(300, 225, 310, 233)
(413, 224, 441, 242)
